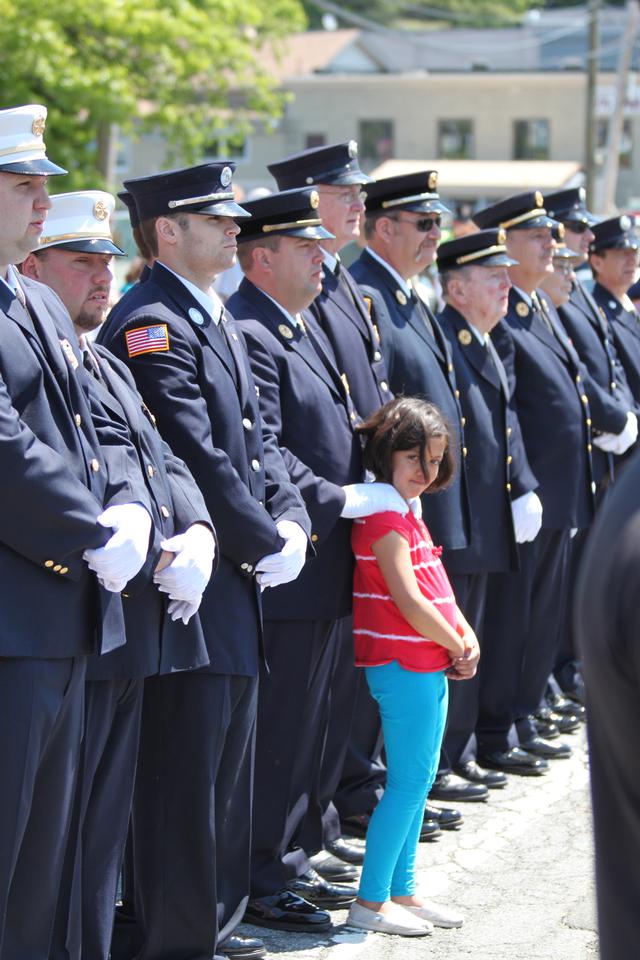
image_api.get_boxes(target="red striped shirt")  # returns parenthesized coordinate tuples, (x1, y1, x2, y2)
(351, 511, 457, 672)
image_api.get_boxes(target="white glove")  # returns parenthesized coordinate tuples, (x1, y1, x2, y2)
(407, 496, 423, 520)
(167, 597, 201, 625)
(255, 520, 307, 590)
(593, 411, 638, 455)
(154, 523, 216, 604)
(510, 491, 543, 544)
(84, 503, 152, 593)
(340, 482, 409, 519)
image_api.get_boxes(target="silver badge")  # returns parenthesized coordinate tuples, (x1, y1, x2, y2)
(188, 307, 205, 326)
(620, 215, 632, 231)
(348, 140, 358, 159)
(220, 166, 233, 187)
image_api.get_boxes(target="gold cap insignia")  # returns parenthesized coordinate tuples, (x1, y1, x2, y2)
(557, 223, 565, 239)
(278, 323, 294, 340)
(428, 171, 438, 191)
(310, 190, 320, 210)
(497, 228, 506, 245)
(31, 116, 46, 137)
(516, 302, 530, 317)
(348, 140, 358, 159)
(534, 190, 543, 208)
(458, 329, 472, 346)
(396, 290, 408, 306)
(93, 200, 109, 222)
(220, 166, 233, 187)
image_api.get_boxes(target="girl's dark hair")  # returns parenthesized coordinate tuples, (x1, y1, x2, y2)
(356, 396, 456, 493)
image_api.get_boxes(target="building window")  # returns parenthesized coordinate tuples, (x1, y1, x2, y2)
(438, 120, 474, 160)
(513, 119, 550, 160)
(305, 133, 326, 150)
(203, 132, 249, 163)
(358, 120, 394, 170)
(596, 118, 633, 170)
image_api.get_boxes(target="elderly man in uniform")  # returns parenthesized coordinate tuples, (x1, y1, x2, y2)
(472, 191, 597, 774)
(266, 143, 398, 858)
(98, 163, 311, 960)
(349, 171, 485, 812)
(21, 190, 217, 960)
(590, 216, 640, 404)
(228, 188, 410, 931)
(0, 104, 151, 960)
(434, 228, 541, 790)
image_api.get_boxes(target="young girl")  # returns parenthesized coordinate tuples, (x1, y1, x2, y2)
(347, 396, 480, 937)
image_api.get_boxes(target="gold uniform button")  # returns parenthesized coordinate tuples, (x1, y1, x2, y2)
(591, 482, 597, 494)
(251, 459, 260, 473)
(611, 382, 617, 390)
(448, 363, 454, 373)
(242, 418, 253, 430)
(246, 564, 254, 573)
(455, 389, 460, 399)
(74, 414, 82, 427)
(60, 566, 68, 575)
(161, 505, 170, 518)
(506, 426, 512, 437)
(505, 483, 512, 492)
(587, 444, 592, 452)
(241, 562, 249, 571)
(90, 459, 100, 473)
(581, 394, 588, 404)
(311, 534, 319, 543)
(462, 447, 468, 458)
(461, 417, 466, 427)
(380, 381, 389, 392)
(374, 351, 382, 362)
(45, 560, 54, 568)
(586, 418, 592, 427)
(575, 374, 581, 383)
(147, 464, 155, 478)
(506, 455, 513, 465)
(53, 564, 62, 572)
(350, 412, 356, 421)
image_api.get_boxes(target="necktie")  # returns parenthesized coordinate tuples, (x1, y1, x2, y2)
(83, 346, 103, 381)
(411, 288, 435, 339)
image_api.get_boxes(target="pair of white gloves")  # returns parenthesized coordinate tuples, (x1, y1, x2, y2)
(84, 504, 216, 625)
(592, 411, 638, 456)
(255, 481, 419, 592)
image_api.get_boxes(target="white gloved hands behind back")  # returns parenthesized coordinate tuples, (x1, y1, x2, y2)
(593, 411, 638, 455)
(84, 502, 152, 593)
(510, 490, 543, 544)
(341, 482, 409, 520)
(255, 520, 308, 590)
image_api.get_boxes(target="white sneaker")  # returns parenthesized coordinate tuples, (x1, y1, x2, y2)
(347, 901, 433, 936)
(400, 899, 464, 928)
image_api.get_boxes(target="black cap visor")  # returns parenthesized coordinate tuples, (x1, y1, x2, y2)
(508, 213, 560, 231)
(320, 168, 373, 187)
(192, 199, 251, 219)
(0, 157, 67, 176)
(42, 237, 126, 256)
(561, 209, 597, 228)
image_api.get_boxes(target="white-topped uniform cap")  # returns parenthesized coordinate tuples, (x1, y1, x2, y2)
(35, 191, 125, 256)
(0, 104, 66, 176)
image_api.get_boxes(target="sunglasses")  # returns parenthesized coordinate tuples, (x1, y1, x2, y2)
(563, 221, 592, 234)
(393, 215, 442, 233)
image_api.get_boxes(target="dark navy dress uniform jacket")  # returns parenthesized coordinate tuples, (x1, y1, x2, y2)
(592, 282, 640, 405)
(229, 278, 362, 621)
(351, 248, 471, 552)
(438, 304, 537, 576)
(98, 262, 309, 677)
(491, 288, 595, 530)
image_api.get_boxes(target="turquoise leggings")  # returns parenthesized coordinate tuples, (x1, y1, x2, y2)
(358, 661, 448, 902)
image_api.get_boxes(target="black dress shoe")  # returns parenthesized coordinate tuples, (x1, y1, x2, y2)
(454, 760, 507, 789)
(479, 747, 548, 776)
(547, 692, 586, 721)
(419, 818, 442, 842)
(244, 890, 331, 933)
(217, 934, 266, 959)
(327, 837, 365, 865)
(534, 715, 560, 740)
(287, 868, 356, 909)
(521, 736, 572, 760)
(424, 802, 463, 829)
(341, 814, 371, 839)
(307, 849, 359, 883)
(429, 772, 488, 803)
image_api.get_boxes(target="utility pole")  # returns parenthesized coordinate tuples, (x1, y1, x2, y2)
(601, 0, 640, 213)
(585, 0, 600, 209)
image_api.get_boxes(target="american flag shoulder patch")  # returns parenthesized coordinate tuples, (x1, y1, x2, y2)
(125, 324, 170, 358)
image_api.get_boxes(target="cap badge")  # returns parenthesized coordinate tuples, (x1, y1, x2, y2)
(305, 176, 314, 185)
(620, 215, 631, 231)
(534, 190, 544, 208)
(188, 308, 205, 326)
(396, 290, 408, 306)
(348, 140, 358, 159)
(31, 115, 46, 137)
(497, 228, 506, 245)
(93, 200, 109, 222)
(428, 172, 438, 190)
(516, 302, 530, 317)
(310, 190, 320, 210)
(458, 329, 472, 346)
(579, 187, 586, 202)
(220, 166, 233, 188)
(278, 323, 294, 340)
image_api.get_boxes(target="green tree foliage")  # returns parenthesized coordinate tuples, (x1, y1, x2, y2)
(0, 0, 306, 190)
